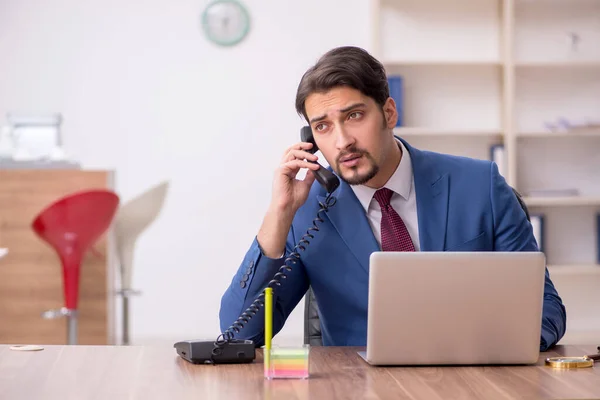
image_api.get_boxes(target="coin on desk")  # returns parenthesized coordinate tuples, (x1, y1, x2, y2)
(9, 345, 44, 351)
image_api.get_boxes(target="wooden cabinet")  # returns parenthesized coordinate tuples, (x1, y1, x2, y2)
(0, 170, 116, 345)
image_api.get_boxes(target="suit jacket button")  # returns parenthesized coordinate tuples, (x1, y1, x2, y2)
(246, 261, 254, 275)
(241, 274, 249, 282)
(240, 281, 246, 289)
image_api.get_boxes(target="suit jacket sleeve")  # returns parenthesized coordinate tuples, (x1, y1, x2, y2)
(219, 229, 309, 347)
(488, 162, 567, 351)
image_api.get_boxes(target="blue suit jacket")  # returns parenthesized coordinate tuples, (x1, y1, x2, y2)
(219, 139, 566, 351)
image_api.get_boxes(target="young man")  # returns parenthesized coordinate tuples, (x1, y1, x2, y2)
(219, 46, 566, 351)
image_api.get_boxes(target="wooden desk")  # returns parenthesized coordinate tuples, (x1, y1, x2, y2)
(1, 344, 599, 399)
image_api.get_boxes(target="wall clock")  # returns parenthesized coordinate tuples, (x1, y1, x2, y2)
(201, 0, 251, 47)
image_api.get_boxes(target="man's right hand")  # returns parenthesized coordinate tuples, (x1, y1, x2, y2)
(257, 142, 322, 258)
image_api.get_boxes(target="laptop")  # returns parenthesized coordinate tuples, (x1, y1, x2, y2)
(359, 251, 546, 366)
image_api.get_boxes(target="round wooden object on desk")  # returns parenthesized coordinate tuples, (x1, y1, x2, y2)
(9, 345, 44, 351)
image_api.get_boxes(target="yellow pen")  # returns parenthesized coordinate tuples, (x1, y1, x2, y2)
(264, 287, 273, 378)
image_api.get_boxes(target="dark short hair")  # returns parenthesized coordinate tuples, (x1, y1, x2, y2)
(295, 46, 389, 122)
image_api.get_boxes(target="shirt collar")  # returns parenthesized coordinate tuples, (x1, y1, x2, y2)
(351, 138, 413, 212)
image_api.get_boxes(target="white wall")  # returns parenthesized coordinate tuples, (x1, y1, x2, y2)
(0, 0, 371, 345)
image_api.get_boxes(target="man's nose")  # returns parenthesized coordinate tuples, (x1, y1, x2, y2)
(334, 125, 355, 150)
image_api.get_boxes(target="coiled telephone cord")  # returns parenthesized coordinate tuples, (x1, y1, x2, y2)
(210, 194, 337, 363)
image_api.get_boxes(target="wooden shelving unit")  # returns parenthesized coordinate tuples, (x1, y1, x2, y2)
(516, 61, 600, 68)
(393, 127, 502, 137)
(548, 265, 600, 276)
(517, 130, 600, 138)
(371, 0, 600, 344)
(522, 197, 600, 207)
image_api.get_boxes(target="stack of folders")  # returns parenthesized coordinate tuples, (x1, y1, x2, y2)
(387, 75, 403, 127)
(530, 214, 545, 252)
(488, 144, 545, 253)
(597, 214, 600, 264)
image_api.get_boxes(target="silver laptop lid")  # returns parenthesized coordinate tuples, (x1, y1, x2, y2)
(364, 252, 546, 366)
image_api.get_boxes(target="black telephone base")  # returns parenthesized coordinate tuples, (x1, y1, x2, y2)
(174, 339, 256, 364)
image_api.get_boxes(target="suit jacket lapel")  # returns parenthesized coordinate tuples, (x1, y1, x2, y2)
(400, 138, 450, 251)
(317, 182, 379, 274)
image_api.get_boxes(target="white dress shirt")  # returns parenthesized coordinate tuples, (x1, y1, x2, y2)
(350, 139, 420, 251)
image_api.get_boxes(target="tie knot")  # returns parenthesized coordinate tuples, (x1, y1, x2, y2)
(374, 187, 394, 208)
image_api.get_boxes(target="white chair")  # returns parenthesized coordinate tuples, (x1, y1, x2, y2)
(114, 181, 169, 345)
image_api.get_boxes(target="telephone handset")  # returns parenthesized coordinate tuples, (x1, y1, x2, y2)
(300, 126, 340, 194)
(174, 127, 340, 365)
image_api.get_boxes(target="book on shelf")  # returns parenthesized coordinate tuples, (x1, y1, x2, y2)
(387, 75, 403, 127)
(489, 144, 506, 177)
(544, 117, 600, 133)
(529, 214, 545, 252)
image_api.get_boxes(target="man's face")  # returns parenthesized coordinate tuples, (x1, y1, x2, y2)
(304, 86, 397, 186)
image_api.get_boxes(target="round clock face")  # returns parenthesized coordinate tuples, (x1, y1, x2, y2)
(201, 0, 250, 47)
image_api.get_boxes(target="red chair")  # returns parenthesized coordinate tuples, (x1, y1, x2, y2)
(32, 189, 120, 344)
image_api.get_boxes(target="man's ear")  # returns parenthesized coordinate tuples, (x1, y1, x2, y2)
(382, 97, 398, 128)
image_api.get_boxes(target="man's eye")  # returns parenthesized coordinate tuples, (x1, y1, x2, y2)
(349, 112, 362, 119)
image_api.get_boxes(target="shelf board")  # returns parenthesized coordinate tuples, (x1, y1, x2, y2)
(384, 60, 501, 67)
(558, 330, 600, 346)
(548, 265, 600, 276)
(393, 127, 501, 137)
(523, 196, 600, 207)
(515, 61, 600, 68)
(518, 129, 600, 138)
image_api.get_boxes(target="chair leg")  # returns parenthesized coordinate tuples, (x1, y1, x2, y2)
(122, 296, 130, 345)
(118, 289, 141, 345)
(42, 307, 78, 345)
(66, 310, 78, 345)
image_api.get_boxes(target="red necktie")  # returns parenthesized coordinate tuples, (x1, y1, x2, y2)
(374, 188, 415, 252)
